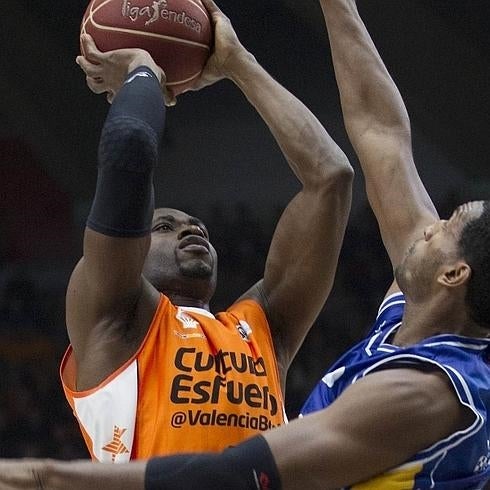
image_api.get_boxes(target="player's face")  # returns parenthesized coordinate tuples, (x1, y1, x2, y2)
(143, 208, 218, 299)
(395, 202, 484, 300)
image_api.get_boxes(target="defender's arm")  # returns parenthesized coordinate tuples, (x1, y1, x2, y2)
(320, 0, 438, 270)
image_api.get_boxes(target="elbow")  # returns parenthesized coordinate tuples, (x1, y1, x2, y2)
(332, 153, 355, 183)
(99, 116, 159, 172)
(314, 151, 354, 194)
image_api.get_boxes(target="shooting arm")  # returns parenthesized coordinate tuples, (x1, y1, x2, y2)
(66, 40, 166, 367)
(198, 0, 352, 371)
(229, 51, 353, 369)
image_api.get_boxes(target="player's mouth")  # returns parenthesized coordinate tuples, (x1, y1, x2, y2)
(178, 235, 210, 254)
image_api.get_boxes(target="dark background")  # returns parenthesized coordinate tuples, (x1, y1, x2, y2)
(0, 0, 489, 459)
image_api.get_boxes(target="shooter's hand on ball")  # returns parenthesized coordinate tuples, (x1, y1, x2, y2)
(190, 0, 251, 91)
(76, 34, 176, 106)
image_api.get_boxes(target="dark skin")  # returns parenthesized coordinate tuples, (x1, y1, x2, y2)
(68, 0, 353, 397)
(0, 1, 484, 488)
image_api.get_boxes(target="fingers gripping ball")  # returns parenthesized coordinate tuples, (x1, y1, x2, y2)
(81, 0, 212, 95)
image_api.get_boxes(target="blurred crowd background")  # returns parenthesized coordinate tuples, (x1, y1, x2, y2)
(1, 0, 489, 459)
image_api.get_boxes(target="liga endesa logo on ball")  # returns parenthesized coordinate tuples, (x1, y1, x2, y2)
(121, 0, 203, 32)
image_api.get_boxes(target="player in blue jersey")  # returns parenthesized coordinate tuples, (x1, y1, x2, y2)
(296, 0, 490, 488)
(0, 0, 489, 489)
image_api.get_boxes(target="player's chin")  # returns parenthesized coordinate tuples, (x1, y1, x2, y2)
(179, 258, 214, 280)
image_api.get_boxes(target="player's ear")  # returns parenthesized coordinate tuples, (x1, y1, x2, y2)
(437, 261, 471, 288)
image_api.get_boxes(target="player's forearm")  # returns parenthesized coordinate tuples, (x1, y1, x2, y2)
(86, 66, 165, 238)
(0, 459, 147, 490)
(226, 50, 350, 186)
(47, 460, 147, 490)
(320, 0, 410, 140)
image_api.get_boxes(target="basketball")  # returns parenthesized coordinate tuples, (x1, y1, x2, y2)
(81, 0, 213, 95)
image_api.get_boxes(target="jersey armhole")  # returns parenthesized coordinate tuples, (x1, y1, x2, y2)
(359, 354, 482, 457)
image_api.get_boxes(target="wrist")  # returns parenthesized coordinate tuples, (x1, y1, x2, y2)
(145, 435, 281, 490)
(127, 53, 163, 84)
(222, 47, 256, 81)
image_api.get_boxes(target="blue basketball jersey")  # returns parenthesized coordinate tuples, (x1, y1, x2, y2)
(301, 292, 490, 489)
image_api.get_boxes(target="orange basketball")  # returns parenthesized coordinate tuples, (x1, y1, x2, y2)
(81, 0, 212, 95)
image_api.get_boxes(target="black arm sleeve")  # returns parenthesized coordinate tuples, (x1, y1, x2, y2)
(145, 435, 281, 490)
(87, 66, 166, 237)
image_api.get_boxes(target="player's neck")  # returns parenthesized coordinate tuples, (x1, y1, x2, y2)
(165, 291, 211, 311)
(393, 297, 483, 346)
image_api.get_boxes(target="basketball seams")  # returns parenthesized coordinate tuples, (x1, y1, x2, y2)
(81, 0, 113, 35)
(82, 0, 210, 50)
(89, 21, 210, 50)
(166, 69, 202, 86)
(83, 0, 210, 40)
(80, 0, 211, 94)
(186, 0, 211, 22)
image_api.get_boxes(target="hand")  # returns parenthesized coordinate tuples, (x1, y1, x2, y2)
(76, 34, 176, 106)
(187, 0, 250, 92)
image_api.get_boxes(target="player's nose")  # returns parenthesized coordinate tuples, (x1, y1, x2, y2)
(178, 225, 205, 240)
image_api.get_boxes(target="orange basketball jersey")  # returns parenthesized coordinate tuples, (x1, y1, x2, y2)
(61, 295, 285, 462)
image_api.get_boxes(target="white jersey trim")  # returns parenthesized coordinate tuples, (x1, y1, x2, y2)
(73, 360, 138, 463)
(423, 340, 489, 350)
(180, 306, 216, 319)
(377, 292, 404, 319)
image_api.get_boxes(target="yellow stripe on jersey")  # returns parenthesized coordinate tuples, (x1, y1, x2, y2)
(352, 463, 423, 490)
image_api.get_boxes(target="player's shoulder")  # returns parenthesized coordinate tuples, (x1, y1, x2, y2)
(353, 366, 466, 426)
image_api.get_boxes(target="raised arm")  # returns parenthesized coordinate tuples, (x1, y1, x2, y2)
(198, 0, 353, 371)
(66, 37, 166, 387)
(320, 0, 438, 271)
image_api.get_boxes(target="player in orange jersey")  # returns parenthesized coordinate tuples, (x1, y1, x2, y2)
(61, 0, 353, 462)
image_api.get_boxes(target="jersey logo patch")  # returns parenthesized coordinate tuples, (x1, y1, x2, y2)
(102, 425, 130, 462)
(474, 454, 489, 473)
(176, 308, 200, 329)
(237, 320, 252, 341)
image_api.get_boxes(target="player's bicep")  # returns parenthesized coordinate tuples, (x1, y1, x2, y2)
(266, 368, 470, 490)
(82, 227, 150, 290)
(66, 228, 150, 339)
(253, 174, 352, 365)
